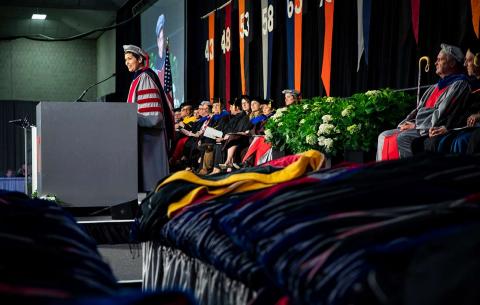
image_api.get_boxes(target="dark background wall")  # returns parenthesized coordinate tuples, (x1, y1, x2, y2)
(0, 40, 97, 101)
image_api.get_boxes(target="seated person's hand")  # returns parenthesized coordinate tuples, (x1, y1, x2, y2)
(399, 121, 415, 131)
(429, 126, 447, 137)
(215, 136, 223, 143)
(467, 113, 480, 127)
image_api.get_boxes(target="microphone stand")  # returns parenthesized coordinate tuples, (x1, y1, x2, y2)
(75, 73, 116, 102)
(8, 118, 33, 195)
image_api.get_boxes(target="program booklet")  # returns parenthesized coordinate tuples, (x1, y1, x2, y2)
(204, 127, 223, 139)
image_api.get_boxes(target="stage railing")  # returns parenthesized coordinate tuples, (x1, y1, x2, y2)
(393, 84, 431, 92)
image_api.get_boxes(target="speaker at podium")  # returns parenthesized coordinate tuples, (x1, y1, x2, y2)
(35, 102, 138, 209)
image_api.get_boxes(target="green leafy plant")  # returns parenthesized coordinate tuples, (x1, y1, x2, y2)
(32, 190, 61, 204)
(264, 89, 415, 156)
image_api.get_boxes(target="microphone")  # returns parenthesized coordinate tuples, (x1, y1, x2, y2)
(8, 118, 30, 127)
(75, 73, 116, 102)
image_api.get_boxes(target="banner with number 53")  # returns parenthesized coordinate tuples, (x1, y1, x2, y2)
(238, 0, 253, 95)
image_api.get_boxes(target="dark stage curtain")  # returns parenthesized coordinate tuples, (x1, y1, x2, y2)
(0, 101, 37, 176)
(186, 0, 480, 103)
(115, 1, 141, 104)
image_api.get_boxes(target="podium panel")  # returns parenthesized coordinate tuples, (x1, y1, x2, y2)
(36, 102, 137, 207)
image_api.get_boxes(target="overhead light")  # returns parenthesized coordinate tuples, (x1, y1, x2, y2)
(32, 14, 47, 20)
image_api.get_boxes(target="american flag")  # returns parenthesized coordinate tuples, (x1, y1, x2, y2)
(164, 42, 174, 107)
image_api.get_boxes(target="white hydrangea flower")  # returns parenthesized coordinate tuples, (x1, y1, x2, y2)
(323, 138, 334, 151)
(303, 104, 309, 110)
(325, 97, 335, 103)
(365, 90, 380, 96)
(318, 136, 334, 152)
(318, 136, 326, 146)
(40, 194, 58, 202)
(277, 107, 288, 114)
(306, 134, 317, 145)
(317, 123, 335, 135)
(322, 114, 333, 123)
(264, 129, 272, 141)
(271, 107, 287, 120)
(347, 124, 360, 134)
(341, 105, 354, 117)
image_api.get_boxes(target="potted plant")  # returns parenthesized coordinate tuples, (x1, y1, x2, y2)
(264, 89, 415, 161)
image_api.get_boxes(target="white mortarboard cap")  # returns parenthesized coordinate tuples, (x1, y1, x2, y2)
(282, 89, 300, 96)
(440, 43, 464, 63)
(123, 44, 148, 59)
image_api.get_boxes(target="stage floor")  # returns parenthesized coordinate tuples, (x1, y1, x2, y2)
(74, 200, 143, 285)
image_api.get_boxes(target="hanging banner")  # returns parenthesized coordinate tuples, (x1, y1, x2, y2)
(294, 0, 302, 92)
(411, 0, 420, 45)
(321, 0, 334, 97)
(202, 16, 209, 101)
(472, 0, 480, 39)
(261, 0, 275, 99)
(218, 2, 232, 109)
(203, 13, 215, 101)
(208, 13, 215, 102)
(239, 0, 252, 95)
(286, 0, 303, 91)
(357, 0, 371, 71)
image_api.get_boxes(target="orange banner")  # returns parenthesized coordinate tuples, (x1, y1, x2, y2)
(473, 0, 480, 38)
(294, 0, 302, 92)
(209, 13, 215, 101)
(239, 0, 246, 94)
(321, 0, 334, 97)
